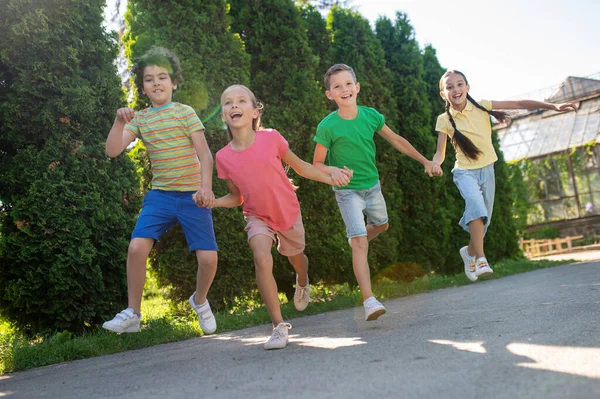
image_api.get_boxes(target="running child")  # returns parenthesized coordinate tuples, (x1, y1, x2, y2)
(103, 46, 219, 335)
(201, 84, 352, 350)
(432, 69, 577, 281)
(313, 63, 436, 321)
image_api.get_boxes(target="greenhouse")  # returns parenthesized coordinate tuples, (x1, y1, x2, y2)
(497, 74, 600, 237)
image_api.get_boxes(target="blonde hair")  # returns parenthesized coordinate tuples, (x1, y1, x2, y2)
(221, 85, 263, 140)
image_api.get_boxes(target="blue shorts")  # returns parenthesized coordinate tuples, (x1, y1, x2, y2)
(452, 164, 495, 234)
(333, 181, 389, 239)
(131, 190, 218, 252)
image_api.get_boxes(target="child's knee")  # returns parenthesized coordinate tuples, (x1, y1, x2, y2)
(128, 238, 153, 257)
(379, 222, 389, 231)
(195, 250, 217, 267)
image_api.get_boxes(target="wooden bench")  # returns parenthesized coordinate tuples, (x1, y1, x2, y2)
(519, 236, 584, 258)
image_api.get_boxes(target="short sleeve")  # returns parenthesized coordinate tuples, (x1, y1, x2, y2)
(435, 114, 451, 135)
(314, 123, 332, 149)
(373, 109, 385, 132)
(124, 118, 140, 139)
(215, 152, 228, 180)
(274, 130, 289, 159)
(181, 105, 205, 136)
(479, 99, 492, 111)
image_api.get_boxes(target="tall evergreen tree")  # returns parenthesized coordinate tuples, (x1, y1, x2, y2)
(375, 13, 445, 271)
(300, 4, 332, 82)
(0, 0, 140, 333)
(123, 0, 253, 307)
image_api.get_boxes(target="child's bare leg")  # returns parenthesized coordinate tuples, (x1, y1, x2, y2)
(288, 252, 308, 286)
(191, 250, 218, 304)
(250, 234, 283, 326)
(468, 218, 485, 259)
(349, 236, 373, 300)
(126, 237, 154, 315)
(366, 222, 389, 242)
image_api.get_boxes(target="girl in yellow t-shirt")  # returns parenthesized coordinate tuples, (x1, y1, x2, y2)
(432, 70, 577, 282)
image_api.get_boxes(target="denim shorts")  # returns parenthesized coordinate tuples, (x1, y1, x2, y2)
(333, 181, 389, 239)
(452, 164, 495, 234)
(131, 189, 218, 252)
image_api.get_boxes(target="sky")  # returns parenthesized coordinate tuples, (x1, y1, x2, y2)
(351, 0, 600, 101)
(104, 0, 600, 101)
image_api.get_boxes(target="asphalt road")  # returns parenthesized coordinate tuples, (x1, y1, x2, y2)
(1, 261, 599, 399)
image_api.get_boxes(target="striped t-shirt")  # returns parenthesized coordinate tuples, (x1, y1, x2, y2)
(125, 102, 205, 191)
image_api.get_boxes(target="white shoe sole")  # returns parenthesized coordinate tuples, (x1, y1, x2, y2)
(102, 323, 140, 333)
(476, 267, 494, 277)
(365, 307, 386, 321)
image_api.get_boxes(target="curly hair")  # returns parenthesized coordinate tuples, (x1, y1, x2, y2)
(131, 46, 183, 97)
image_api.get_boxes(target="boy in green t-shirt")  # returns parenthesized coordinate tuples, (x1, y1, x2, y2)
(313, 63, 436, 321)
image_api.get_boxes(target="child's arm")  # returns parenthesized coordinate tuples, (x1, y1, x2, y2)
(377, 124, 435, 177)
(491, 100, 578, 112)
(191, 129, 215, 208)
(431, 133, 447, 177)
(105, 108, 136, 158)
(283, 149, 351, 186)
(312, 143, 353, 186)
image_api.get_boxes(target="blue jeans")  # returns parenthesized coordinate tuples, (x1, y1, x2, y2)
(452, 164, 495, 234)
(333, 181, 389, 239)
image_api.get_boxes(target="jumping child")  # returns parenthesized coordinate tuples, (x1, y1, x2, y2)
(103, 46, 219, 335)
(432, 69, 577, 281)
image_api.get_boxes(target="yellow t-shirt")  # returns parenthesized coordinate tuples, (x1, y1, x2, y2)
(435, 99, 497, 170)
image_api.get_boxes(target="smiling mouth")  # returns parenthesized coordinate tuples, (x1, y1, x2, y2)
(230, 111, 242, 120)
(341, 94, 352, 99)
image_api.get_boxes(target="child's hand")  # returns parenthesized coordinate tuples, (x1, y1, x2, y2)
(116, 107, 135, 123)
(192, 190, 204, 207)
(199, 187, 215, 209)
(424, 161, 439, 178)
(431, 161, 443, 177)
(554, 102, 578, 113)
(330, 167, 352, 186)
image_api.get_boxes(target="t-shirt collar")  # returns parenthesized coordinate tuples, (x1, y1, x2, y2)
(449, 101, 473, 117)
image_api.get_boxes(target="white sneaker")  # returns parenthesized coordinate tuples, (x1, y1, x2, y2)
(189, 293, 217, 335)
(264, 322, 292, 350)
(294, 274, 310, 311)
(460, 246, 477, 282)
(363, 297, 386, 321)
(475, 257, 494, 277)
(102, 308, 140, 333)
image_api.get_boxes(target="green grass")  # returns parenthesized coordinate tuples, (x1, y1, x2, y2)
(0, 257, 574, 375)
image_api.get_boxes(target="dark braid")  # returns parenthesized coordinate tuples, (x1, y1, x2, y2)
(445, 100, 482, 161)
(467, 94, 509, 123)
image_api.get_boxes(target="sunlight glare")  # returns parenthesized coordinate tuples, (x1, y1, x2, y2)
(507, 343, 600, 379)
(429, 339, 487, 354)
(207, 333, 366, 349)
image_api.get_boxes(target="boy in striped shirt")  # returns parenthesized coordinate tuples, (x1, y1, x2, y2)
(103, 47, 218, 335)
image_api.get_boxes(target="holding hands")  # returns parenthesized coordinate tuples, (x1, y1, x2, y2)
(423, 160, 443, 177)
(193, 187, 216, 208)
(330, 166, 353, 186)
(116, 107, 135, 124)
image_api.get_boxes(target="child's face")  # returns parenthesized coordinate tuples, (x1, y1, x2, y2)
(221, 86, 258, 130)
(440, 73, 470, 109)
(141, 65, 176, 107)
(326, 71, 360, 107)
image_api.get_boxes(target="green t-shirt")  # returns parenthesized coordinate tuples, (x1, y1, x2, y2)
(314, 106, 385, 190)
